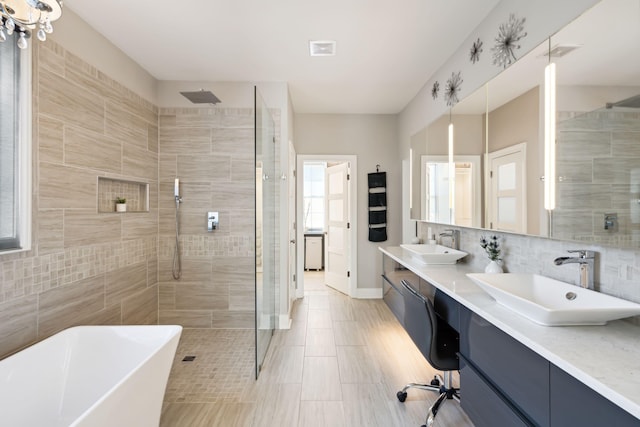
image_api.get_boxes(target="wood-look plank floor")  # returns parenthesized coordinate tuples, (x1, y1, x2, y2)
(160, 271, 474, 426)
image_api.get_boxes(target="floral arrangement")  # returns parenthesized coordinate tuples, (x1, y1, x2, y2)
(480, 235, 501, 261)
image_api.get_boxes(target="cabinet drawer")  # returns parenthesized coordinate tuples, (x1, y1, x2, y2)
(550, 364, 639, 426)
(460, 307, 550, 427)
(460, 355, 533, 427)
(382, 275, 404, 326)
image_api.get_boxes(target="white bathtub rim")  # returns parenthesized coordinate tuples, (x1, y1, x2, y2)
(0, 324, 182, 426)
(70, 325, 182, 426)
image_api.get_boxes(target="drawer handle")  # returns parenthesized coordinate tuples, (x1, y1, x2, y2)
(400, 279, 428, 304)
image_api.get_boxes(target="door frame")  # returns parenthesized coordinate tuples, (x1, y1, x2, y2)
(296, 154, 358, 299)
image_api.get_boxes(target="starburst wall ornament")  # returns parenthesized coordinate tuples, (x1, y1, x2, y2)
(492, 14, 528, 68)
(469, 38, 483, 64)
(444, 72, 463, 107)
(431, 81, 440, 100)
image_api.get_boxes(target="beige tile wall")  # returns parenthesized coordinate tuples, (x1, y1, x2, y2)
(158, 108, 259, 329)
(0, 40, 159, 358)
(0, 40, 270, 357)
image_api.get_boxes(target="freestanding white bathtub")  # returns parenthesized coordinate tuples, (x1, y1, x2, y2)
(0, 325, 182, 427)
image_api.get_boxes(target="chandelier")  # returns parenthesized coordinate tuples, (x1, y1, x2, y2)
(0, 0, 63, 49)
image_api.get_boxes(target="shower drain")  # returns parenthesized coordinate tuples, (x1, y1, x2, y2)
(182, 355, 196, 362)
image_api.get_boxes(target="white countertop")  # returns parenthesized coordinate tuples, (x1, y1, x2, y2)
(380, 246, 640, 419)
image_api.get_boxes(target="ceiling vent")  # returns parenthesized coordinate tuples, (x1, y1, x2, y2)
(309, 40, 336, 57)
(541, 44, 582, 58)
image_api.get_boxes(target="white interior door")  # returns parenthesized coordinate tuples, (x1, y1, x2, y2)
(488, 143, 527, 233)
(324, 162, 350, 295)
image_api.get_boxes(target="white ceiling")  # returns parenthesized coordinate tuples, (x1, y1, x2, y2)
(63, 0, 500, 114)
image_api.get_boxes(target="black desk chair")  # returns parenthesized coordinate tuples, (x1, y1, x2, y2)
(397, 279, 460, 427)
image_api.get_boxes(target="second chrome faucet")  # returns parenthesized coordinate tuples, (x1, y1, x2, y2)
(553, 250, 595, 290)
(439, 229, 460, 250)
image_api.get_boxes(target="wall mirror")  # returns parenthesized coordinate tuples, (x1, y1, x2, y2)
(410, 92, 485, 227)
(411, 0, 640, 249)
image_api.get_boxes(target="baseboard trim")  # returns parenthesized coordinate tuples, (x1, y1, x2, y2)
(278, 314, 292, 329)
(355, 287, 383, 299)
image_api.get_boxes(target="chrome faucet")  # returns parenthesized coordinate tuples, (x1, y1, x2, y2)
(439, 229, 460, 250)
(553, 250, 596, 290)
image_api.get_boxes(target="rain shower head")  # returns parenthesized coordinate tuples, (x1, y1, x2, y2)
(606, 94, 640, 109)
(180, 89, 221, 105)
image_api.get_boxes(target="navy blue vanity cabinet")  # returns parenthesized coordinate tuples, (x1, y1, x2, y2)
(381, 254, 419, 327)
(550, 364, 639, 426)
(459, 355, 533, 427)
(459, 307, 550, 427)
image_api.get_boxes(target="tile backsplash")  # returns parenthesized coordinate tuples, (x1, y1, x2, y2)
(419, 222, 640, 308)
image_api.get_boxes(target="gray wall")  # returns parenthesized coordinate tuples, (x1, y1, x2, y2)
(294, 114, 400, 290)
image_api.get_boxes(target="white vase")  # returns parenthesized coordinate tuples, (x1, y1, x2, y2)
(485, 260, 503, 274)
(116, 203, 127, 213)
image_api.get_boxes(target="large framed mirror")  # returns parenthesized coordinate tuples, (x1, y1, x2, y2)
(410, 0, 640, 249)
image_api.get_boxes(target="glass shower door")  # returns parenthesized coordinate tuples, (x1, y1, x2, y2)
(255, 87, 276, 378)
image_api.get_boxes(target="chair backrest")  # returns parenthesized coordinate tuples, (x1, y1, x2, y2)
(400, 280, 459, 372)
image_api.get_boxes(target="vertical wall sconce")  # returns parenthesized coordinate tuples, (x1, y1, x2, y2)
(409, 147, 413, 211)
(544, 39, 556, 211)
(448, 111, 455, 222)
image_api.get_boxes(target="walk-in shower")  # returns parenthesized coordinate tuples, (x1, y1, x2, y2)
(161, 87, 276, 383)
(172, 178, 182, 280)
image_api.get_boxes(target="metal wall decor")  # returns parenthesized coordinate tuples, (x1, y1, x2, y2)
(444, 71, 463, 107)
(492, 13, 528, 68)
(469, 38, 483, 64)
(431, 81, 440, 100)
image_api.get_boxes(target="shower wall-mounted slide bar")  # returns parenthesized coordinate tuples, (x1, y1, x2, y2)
(172, 178, 182, 280)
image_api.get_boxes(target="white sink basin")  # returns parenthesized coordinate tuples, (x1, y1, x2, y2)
(466, 273, 640, 326)
(400, 244, 468, 265)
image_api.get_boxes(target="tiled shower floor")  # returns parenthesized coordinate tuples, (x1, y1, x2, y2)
(164, 329, 255, 403)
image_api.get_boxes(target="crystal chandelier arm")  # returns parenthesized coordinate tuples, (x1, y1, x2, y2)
(0, 0, 62, 48)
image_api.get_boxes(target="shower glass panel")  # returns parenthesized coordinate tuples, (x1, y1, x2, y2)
(254, 87, 276, 378)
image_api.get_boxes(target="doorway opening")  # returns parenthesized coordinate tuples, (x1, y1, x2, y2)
(296, 155, 357, 299)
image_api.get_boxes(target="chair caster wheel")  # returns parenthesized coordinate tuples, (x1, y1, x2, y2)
(430, 376, 440, 387)
(396, 391, 407, 402)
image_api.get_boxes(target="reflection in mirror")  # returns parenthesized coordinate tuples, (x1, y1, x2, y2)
(550, 0, 640, 248)
(410, 90, 486, 225)
(422, 155, 481, 226)
(486, 85, 542, 235)
(412, 0, 640, 250)
(409, 128, 427, 221)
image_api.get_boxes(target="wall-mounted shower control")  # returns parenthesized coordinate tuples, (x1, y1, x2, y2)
(208, 212, 219, 231)
(604, 213, 618, 231)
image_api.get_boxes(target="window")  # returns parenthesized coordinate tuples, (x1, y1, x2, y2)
(303, 162, 326, 231)
(0, 34, 32, 252)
